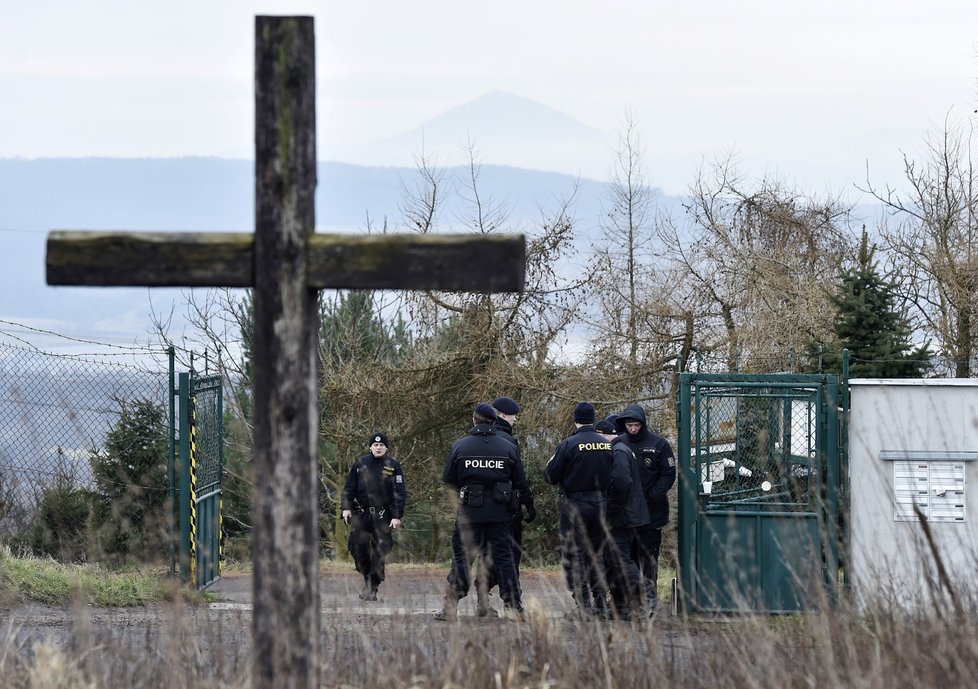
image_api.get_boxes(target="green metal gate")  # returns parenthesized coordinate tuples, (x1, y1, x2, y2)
(170, 365, 223, 589)
(677, 373, 844, 613)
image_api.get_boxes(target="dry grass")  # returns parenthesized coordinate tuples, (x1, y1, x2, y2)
(3, 604, 977, 688)
(1, 559, 977, 689)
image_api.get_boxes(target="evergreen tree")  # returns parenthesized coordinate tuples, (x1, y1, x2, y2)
(319, 290, 412, 366)
(812, 230, 930, 377)
(88, 398, 170, 562)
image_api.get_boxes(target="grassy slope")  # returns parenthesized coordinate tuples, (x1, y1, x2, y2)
(0, 547, 189, 607)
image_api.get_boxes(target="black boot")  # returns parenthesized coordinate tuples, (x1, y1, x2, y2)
(433, 594, 459, 622)
(477, 587, 499, 617)
(565, 590, 592, 620)
(644, 582, 659, 617)
(591, 592, 611, 620)
(357, 578, 371, 600)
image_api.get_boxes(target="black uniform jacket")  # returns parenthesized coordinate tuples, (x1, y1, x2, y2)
(341, 453, 407, 520)
(544, 425, 613, 494)
(607, 438, 652, 529)
(443, 423, 528, 524)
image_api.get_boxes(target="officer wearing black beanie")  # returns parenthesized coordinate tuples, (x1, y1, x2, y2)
(435, 403, 530, 621)
(341, 432, 407, 601)
(544, 401, 614, 618)
(469, 395, 537, 616)
(492, 395, 537, 525)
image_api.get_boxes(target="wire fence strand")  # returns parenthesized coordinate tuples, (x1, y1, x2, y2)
(0, 329, 170, 548)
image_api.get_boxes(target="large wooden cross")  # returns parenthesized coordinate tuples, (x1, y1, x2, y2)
(45, 16, 524, 689)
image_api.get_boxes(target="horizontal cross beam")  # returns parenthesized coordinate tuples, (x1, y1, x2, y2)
(46, 230, 525, 292)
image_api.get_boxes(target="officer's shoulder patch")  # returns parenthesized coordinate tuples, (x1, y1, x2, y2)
(395, 475, 403, 483)
(667, 456, 676, 467)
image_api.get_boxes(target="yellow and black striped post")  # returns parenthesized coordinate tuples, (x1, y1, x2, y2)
(188, 395, 198, 584)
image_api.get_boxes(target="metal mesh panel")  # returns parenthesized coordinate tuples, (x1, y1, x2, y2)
(190, 375, 222, 495)
(0, 338, 168, 541)
(694, 385, 818, 511)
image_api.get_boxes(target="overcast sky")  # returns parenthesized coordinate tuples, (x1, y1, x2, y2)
(2, 0, 976, 194)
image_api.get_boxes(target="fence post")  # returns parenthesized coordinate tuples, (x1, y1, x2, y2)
(177, 371, 192, 583)
(168, 346, 177, 577)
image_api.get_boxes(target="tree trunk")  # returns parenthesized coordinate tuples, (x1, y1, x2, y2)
(956, 306, 972, 378)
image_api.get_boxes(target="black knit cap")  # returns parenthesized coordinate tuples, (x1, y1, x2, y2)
(492, 396, 521, 415)
(594, 419, 616, 435)
(368, 432, 389, 447)
(573, 402, 596, 425)
(473, 403, 497, 423)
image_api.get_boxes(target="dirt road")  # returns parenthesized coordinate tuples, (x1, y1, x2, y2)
(1, 566, 587, 651)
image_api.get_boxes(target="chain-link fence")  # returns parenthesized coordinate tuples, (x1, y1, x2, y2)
(0, 325, 170, 558)
(695, 386, 818, 510)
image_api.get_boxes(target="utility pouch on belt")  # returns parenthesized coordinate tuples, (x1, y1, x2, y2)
(465, 484, 485, 507)
(493, 481, 513, 504)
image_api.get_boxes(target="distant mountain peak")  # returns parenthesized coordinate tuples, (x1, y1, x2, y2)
(409, 90, 603, 140)
(334, 90, 611, 178)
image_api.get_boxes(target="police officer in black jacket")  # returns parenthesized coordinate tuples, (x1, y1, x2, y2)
(598, 415, 651, 619)
(341, 432, 407, 601)
(615, 404, 676, 612)
(434, 403, 529, 621)
(472, 396, 537, 616)
(545, 402, 614, 618)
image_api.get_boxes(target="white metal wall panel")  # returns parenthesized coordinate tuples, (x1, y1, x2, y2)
(848, 379, 978, 610)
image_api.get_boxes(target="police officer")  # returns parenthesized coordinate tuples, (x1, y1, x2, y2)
(615, 404, 676, 613)
(341, 432, 406, 601)
(434, 403, 529, 621)
(597, 415, 651, 619)
(545, 402, 614, 618)
(473, 396, 537, 616)
(492, 396, 537, 568)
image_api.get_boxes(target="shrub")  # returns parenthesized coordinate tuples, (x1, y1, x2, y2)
(26, 466, 93, 562)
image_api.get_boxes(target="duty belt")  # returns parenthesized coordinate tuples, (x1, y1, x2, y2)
(562, 490, 606, 500)
(358, 505, 387, 517)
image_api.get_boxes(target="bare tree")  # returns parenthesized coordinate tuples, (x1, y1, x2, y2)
(403, 143, 584, 367)
(669, 155, 854, 371)
(586, 112, 695, 407)
(862, 118, 978, 377)
(595, 110, 655, 366)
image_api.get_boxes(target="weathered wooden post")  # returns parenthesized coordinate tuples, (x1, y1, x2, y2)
(251, 16, 320, 689)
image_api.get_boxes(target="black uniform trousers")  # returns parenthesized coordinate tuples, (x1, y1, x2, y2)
(348, 512, 394, 591)
(558, 494, 608, 609)
(631, 523, 663, 602)
(448, 518, 520, 608)
(479, 511, 525, 594)
(606, 526, 643, 615)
